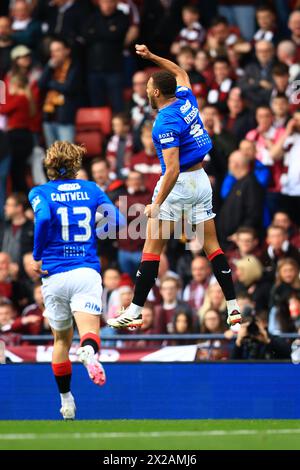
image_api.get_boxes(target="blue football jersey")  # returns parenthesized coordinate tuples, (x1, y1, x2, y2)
(152, 86, 212, 174)
(29, 179, 123, 276)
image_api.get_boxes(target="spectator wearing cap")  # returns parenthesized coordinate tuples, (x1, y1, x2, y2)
(238, 40, 276, 108)
(217, 151, 264, 248)
(7, 45, 42, 136)
(130, 121, 161, 193)
(10, 0, 41, 51)
(81, 0, 130, 112)
(38, 37, 82, 147)
(117, 171, 151, 279)
(0, 16, 13, 80)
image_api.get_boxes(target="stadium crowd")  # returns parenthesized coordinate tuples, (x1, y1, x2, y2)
(0, 0, 300, 360)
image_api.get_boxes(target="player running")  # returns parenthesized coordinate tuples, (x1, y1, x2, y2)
(29, 141, 124, 420)
(108, 44, 241, 330)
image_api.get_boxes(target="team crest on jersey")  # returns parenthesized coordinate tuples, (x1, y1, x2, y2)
(58, 183, 81, 191)
(31, 195, 41, 212)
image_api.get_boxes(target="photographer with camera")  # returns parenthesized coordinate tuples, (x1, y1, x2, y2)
(231, 310, 291, 360)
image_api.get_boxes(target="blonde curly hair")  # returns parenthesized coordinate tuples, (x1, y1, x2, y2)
(44, 141, 86, 180)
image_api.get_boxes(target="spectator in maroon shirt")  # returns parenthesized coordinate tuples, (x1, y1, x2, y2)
(117, 170, 151, 278)
(0, 16, 13, 80)
(125, 302, 163, 348)
(288, 10, 300, 62)
(154, 276, 192, 334)
(183, 256, 213, 313)
(130, 121, 161, 193)
(272, 211, 300, 249)
(169, 310, 195, 346)
(226, 226, 261, 281)
(0, 251, 31, 311)
(0, 73, 34, 192)
(222, 87, 255, 143)
(171, 4, 206, 56)
(207, 56, 234, 113)
(0, 291, 42, 338)
(261, 224, 300, 283)
(106, 113, 133, 179)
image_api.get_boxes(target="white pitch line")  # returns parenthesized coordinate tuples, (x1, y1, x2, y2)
(1, 429, 300, 440)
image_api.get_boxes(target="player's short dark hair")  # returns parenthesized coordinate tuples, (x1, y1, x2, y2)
(213, 56, 230, 66)
(91, 157, 109, 169)
(271, 92, 289, 101)
(272, 62, 289, 76)
(177, 45, 195, 57)
(151, 71, 177, 98)
(256, 5, 275, 15)
(210, 15, 228, 27)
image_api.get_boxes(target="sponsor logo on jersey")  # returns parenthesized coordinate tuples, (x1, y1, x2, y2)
(180, 99, 192, 114)
(190, 123, 204, 138)
(206, 209, 213, 216)
(84, 302, 101, 313)
(31, 195, 41, 212)
(58, 183, 81, 191)
(159, 132, 175, 144)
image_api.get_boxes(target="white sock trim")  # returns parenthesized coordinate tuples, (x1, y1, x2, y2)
(126, 303, 143, 319)
(226, 299, 240, 315)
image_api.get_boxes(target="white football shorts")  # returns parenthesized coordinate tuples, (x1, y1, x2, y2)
(42, 267, 103, 331)
(152, 167, 216, 225)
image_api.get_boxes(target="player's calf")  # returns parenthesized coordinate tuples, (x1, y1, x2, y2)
(52, 360, 76, 420)
(207, 248, 241, 327)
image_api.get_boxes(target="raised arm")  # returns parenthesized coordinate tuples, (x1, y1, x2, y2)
(135, 44, 191, 89)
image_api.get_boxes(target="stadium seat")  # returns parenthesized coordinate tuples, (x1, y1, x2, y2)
(75, 107, 112, 156)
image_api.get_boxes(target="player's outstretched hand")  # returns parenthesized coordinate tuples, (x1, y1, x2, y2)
(31, 260, 48, 277)
(135, 44, 152, 60)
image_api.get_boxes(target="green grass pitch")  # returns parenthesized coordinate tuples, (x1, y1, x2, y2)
(1, 420, 300, 450)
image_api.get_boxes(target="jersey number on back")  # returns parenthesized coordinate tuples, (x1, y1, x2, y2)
(57, 207, 92, 242)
